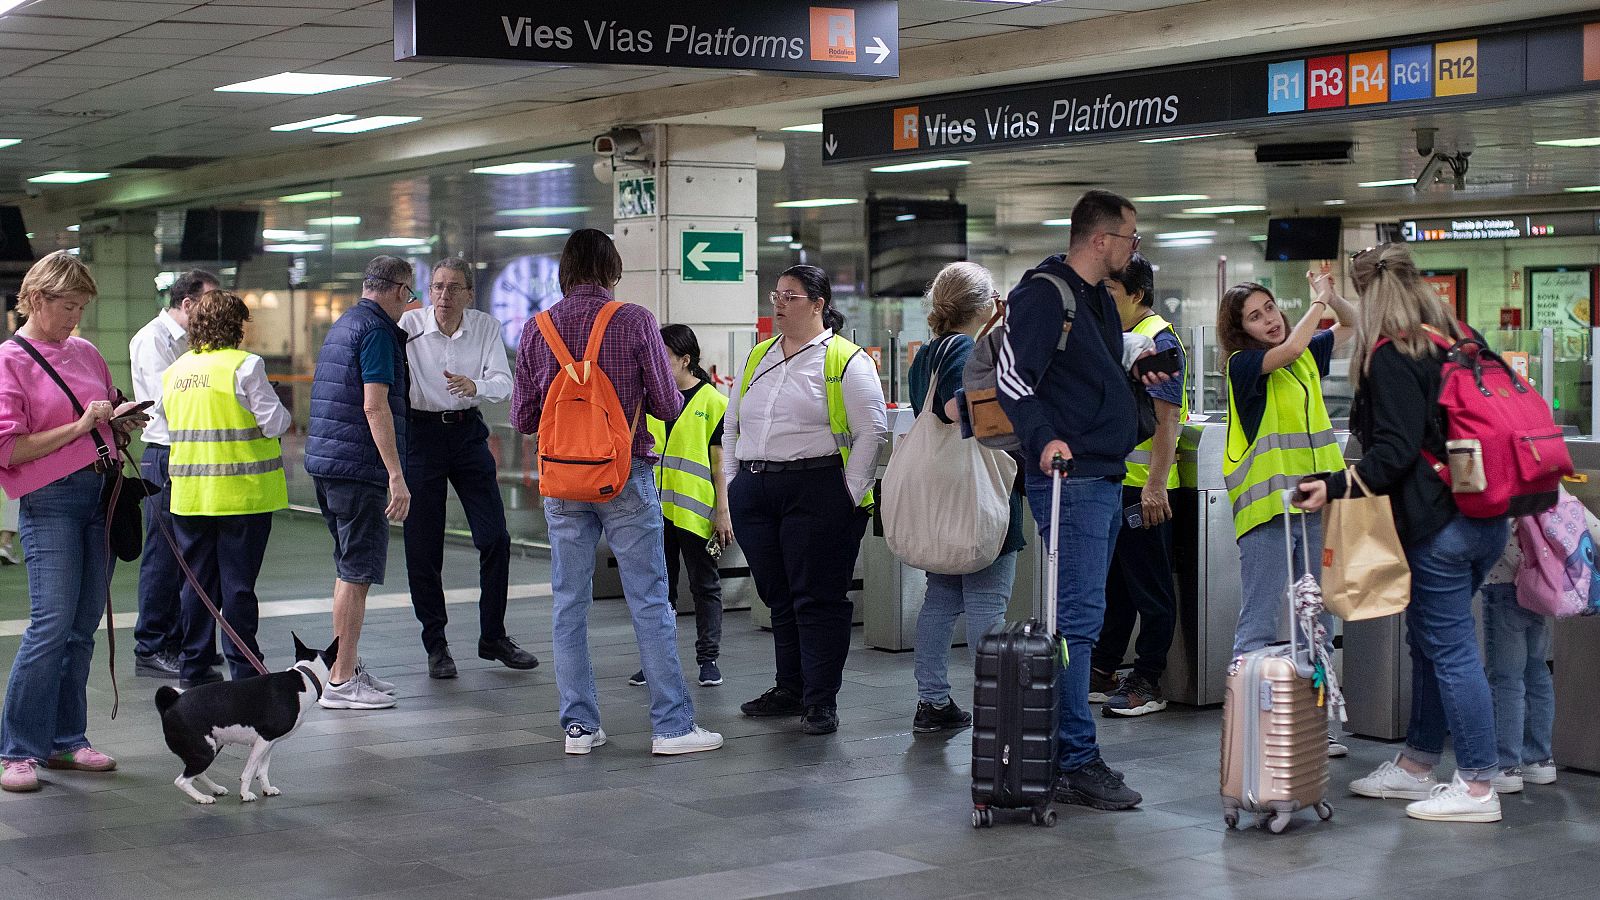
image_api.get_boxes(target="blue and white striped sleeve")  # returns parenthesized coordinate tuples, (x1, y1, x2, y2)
(995, 280, 1062, 462)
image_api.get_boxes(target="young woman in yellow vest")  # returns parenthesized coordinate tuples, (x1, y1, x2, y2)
(1218, 275, 1355, 755)
(724, 265, 887, 736)
(636, 324, 731, 689)
(1094, 253, 1188, 718)
(163, 291, 291, 687)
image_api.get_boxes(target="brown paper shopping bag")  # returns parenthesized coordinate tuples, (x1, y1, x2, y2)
(1320, 467, 1411, 620)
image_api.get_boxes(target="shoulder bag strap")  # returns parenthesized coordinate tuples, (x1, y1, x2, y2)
(1029, 273, 1077, 352)
(583, 301, 625, 362)
(533, 310, 577, 370)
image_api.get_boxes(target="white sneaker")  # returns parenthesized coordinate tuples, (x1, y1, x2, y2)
(651, 725, 724, 756)
(1522, 760, 1558, 784)
(1405, 774, 1502, 823)
(1492, 767, 1524, 794)
(0, 544, 16, 565)
(1327, 734, 1349, 758)
(354, 658, 396, 695)
(318, 677, 397, 710)
(564, 724, 607, 755)
(1350, 754, 1437, 800)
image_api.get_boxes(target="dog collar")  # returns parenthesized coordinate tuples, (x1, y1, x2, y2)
(292, 662, 325, 698)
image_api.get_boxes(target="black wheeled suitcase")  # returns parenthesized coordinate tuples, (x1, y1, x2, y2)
(970, 459, 1066, 828)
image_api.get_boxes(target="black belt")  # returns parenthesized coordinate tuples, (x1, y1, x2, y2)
(408, 409, 480, 425)
(745, 455, 841, 474)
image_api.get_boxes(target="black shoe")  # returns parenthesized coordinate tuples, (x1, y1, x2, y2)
(428, 646, 457, 679)
(800, 705, 838, 735)
(178, 670, 223, 690)
(135, 650, 180, 679)
(1088, 668, 1121, 704)
(913, 698, 972, 733)
(479, 636, 539, 670)
(627, 670, 648, 686)
(1054, 758, 1142, 810)
(740, 685, 804, 718)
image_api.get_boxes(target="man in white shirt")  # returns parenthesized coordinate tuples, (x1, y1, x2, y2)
(129, 268, 217, 679)
(400, 258, 537, 678)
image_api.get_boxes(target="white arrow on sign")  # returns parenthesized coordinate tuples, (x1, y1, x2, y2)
(866, 36, 890, 64)
(687, 241, 740, 272)
(825, 134, 838, 156)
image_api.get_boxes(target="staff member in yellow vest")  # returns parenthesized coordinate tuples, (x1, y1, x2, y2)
(725, 265, 887, 736)
(163, 291, 290, 688)
(634, 325, 732, 690)
(1219, 274, 1355, 756)
(1093, 254, 1188, 718)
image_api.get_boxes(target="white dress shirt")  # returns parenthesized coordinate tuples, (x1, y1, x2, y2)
(129, 310, 187, 445)
(232, 354, 292, 439)
(400, 307, 513, 412)
(722, 329, 887, 506)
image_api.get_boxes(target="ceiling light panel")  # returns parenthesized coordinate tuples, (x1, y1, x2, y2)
(215, 73, 391, 95)
(271, 114, 357, 132)
(312, 116, 420, 134)
(471, 162, 574, 176)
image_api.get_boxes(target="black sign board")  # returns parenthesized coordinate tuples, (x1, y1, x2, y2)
(1402, 212, 1600, 242)
(822, 14, 1599, 163)
(396, 0, 898, 80)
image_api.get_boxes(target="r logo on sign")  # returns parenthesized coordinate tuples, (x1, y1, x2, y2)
(810, 7, 856, 63)
(892, 106, 920, 150)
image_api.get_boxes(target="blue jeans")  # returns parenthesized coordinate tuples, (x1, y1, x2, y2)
(135, 444, 182, 657)
(1480, 582, 1554, 769)
(1233, 513, 1330, 657)
(914, 550, 1017, 704)
(1, 469, 109, 762)
(1025, 472, 1121, 773)
(544, 462, 695, 739)
(1399, 515, 1509, 782)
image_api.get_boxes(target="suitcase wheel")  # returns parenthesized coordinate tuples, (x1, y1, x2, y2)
(1030, 807, 1057, 828)
(1268, 811, 1291, 834)
(1316, 802, 1333, 821)
(1223, 810, 1239, 830)
(972, 807, 994, 829)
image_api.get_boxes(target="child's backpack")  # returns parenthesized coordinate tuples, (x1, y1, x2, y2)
(1515, 487, 1600, 618)
(1409, 324, 1570, 518)
(533, 301, 639, 503)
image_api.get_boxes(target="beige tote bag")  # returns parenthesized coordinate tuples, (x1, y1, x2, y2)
(1320, 467, 1411, 620)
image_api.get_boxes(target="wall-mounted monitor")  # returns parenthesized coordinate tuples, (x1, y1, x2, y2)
(1264, 216, 1341, 261)
(867, 198, 967, 297)
(179, 209, 262, 262)
(0, 206, 34, 262)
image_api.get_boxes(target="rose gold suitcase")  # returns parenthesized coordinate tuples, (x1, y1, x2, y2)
(1219, 497, 1334, 833)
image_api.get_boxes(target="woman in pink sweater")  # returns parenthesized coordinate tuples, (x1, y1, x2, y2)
(0, 251, 145, 793)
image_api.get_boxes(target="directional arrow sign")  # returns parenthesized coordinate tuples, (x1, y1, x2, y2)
(866, 36, 890, 64)
(825, 134, 838, 156)
(681, 231, 744, 282)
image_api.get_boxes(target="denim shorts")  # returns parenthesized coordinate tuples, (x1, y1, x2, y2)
(313, 477, 388, 585)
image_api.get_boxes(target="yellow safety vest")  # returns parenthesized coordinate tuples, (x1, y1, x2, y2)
(164, 348, 288, 517)
(739, 334, 876, 511)
(1124, 314, 1189, 489)
(647, 383, 729, 540)
(1222, 348, 1343, 538)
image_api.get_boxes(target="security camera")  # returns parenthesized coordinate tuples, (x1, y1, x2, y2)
(1415, 127, 1437, 158)
(593, 127, 645, 159)
(1414, 153, 1446, 193)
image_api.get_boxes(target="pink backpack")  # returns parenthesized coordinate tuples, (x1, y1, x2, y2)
(1407, 324, 1570, 518)
(1514, 488, 1600, 618)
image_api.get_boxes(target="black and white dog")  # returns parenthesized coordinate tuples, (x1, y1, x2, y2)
(155, 634, 337, 804)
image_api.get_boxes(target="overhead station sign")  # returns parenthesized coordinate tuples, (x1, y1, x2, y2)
(1402, 212, 1600, 242)
(396, 0, 899, 80)
(823, 15, 1600, 163)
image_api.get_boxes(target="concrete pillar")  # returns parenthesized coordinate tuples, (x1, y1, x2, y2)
(77, 211, 160, 387)
(612, 125, 760, 382)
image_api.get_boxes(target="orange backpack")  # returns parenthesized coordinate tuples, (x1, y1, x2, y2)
(533, 301, 640, 503)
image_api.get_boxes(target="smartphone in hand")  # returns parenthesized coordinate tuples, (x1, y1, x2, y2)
(111, 400, 154, 422)
(1133, 347, 1182, 378)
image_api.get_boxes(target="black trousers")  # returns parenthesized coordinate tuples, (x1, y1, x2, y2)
(173, 512, 271, 682)
(134, 444, 182, 656)
(662, 521, 722, 664)
(402, 414, 511, 654)
(1094, 484, 1179, 681)
(730, 465, 867, 709)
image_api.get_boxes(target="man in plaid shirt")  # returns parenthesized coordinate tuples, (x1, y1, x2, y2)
(512, 229, 723, 758)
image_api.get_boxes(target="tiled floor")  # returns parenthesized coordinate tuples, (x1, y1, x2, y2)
(0, 520, 1597, 900)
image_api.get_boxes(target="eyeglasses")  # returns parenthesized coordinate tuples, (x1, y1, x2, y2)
(769, 290, 814, 305)
(430, 283, 469, 297)
(1349, 246, 1378, 261)
(371, 275, 419, 301)
(1102, 231, 1142, 250)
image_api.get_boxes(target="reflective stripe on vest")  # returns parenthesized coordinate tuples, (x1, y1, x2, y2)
(164, 348, 289, 517)
(646, 383, 729, 540)
(1123, 314, 1189, 489)
(739, 335, 876, 511)
(1221, 348, 1344, 538)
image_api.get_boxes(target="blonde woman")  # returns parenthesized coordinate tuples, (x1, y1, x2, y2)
(0, 252, 145, 792)
(1295, 243, 1506, 823)
(906, 261, 1026, 733)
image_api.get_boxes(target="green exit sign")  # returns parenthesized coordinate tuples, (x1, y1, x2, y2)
(680, 231, 744, 283)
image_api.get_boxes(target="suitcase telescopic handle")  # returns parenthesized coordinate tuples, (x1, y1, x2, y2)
(1281, 489, 1312, 666)
(1044, 453, 1071, 652)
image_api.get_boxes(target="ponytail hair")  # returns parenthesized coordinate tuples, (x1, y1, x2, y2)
(780, 264, 846, 333)
(660, 323, 710, 383)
